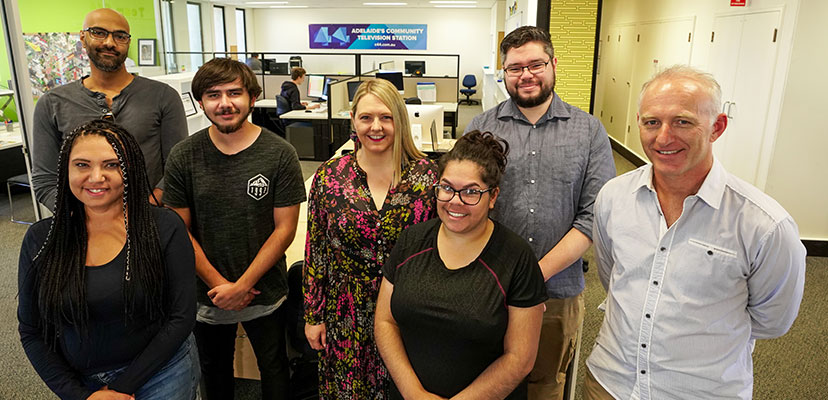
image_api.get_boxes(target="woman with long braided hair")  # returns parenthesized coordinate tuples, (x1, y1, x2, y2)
(17, 119, 198, 399)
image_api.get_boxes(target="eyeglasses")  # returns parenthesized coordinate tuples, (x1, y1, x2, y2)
(503, 60, 551, 77)
(101, 111, 114, 121)
(84, 27, 131, 44)
(434, 183, 494, 206)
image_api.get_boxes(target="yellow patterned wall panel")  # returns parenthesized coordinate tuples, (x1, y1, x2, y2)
(548, 0, 599, 112)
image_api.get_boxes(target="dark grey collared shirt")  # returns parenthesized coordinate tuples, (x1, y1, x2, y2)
(465, 94, 615, 298)
(31, 75, 188, 210)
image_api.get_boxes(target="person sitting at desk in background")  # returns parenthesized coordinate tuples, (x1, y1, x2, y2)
(245, 53, 262, 71)
(375, 130, 547, 400)
(303, 78, 438, 399)
(18, 120, 198, 400)
(281, 67, 320, 111)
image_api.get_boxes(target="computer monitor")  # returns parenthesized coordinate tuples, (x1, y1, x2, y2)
(307, 75, 325, 99)
(320, 77, 335, 101)
(405, 61, 426, 76)
(260, 59, 273, 73)
(272, 62, 289, 75)
(347, 81, 362, 101)
(406, 105, 444, 151)
(376, 71, 405, 94)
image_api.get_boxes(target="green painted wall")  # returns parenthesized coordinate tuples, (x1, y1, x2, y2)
(1, 0, 157, 121)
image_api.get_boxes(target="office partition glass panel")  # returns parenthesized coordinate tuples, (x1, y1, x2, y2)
(160, 0, 177, 73)
(213, 6, 226, 55)
(235, 9, 246, 55)
(186, 2, 204, 71)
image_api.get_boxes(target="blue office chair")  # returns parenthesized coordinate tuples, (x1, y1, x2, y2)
(459, 74, 479, 105)
(269, 95, 291, 137)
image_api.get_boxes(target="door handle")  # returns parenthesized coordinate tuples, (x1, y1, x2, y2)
(722, 100, 730, 114)
(726, 102, 735, 119)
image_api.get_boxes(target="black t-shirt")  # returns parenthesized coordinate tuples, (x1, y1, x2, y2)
(18, 207, 196, 399)
(383, 219, 548, 399)
(164, 127, 306, 307)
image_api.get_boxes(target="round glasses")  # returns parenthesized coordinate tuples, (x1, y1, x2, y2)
(503, 60, 550, 77)
(84, 27, 131, 44)
(434, 184, 494, 206)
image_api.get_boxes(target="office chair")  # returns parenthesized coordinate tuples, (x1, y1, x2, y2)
(459, 74, 479, 105)
(7, 173, 33, 224)
(271, 95, 291, 137)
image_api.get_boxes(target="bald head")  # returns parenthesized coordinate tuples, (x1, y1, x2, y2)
(639, 65, 721, 124)
(83, 8, 130, 33)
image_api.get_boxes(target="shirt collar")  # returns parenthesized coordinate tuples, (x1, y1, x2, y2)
(496, 92, 571, 124)
(635, 158, 727, 210)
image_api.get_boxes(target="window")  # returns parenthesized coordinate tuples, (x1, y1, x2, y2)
(160, 0, 176, 73)
(235, 9, 247, 55)
(213, 6, 227, 56)
(186, 2, 204, 70)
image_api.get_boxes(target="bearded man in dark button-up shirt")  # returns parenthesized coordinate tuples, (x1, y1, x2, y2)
(465, 26, 615, 400)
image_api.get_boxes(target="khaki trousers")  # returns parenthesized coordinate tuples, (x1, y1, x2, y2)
(527, 293, 584, 400)
(583, 366, 615, 400)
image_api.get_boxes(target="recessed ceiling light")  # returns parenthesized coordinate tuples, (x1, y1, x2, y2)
(363, 2, 408, 5)
(430, 1, 477, 3)
(269, 5, 308, 7)
(248, 1, 288, 4)
(434, 4, 476, 7)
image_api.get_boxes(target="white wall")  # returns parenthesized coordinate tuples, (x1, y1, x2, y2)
(764, 0, 828, 240)
(598, 0, 828, 240)
(250, 7, 491, 96)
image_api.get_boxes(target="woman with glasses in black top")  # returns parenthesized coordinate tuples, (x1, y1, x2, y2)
(375, 130, 548, 399)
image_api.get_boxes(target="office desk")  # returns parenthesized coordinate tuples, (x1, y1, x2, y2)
(0, 125, 27, 185)
(255, 100, 351, 161)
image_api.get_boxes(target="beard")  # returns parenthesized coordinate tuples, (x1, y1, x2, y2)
(507, 73, 556, 108)
(84, 41, 127, 72)
(206, 107, 252, 134)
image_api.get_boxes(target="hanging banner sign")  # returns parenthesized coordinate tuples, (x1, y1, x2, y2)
(309, 24, 427, 50)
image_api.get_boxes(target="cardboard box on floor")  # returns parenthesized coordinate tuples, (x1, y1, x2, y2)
(234, 324, 261, 380)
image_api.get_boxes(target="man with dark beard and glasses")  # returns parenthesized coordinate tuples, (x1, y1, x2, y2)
(464, 26, 615, 400)
(32, 8, 187, 210)
(164, 58, 305, 400)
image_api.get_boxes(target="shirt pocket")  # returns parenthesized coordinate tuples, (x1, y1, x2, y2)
(681, 238, 748, 298)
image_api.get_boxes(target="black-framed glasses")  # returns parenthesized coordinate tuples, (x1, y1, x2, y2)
(503, 60, 550, 77)
(84, 27, 131, 44)
(434, 184, 494, 206)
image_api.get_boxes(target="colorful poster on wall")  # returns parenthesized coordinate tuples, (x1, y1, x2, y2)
(24, 33, 89, 101)
(309, 24, 427, 50)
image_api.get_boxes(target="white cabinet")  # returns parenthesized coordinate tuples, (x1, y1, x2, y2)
(708, 10, 781, 186)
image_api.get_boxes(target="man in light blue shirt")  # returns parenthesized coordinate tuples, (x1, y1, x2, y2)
(584, 65, 806, 400)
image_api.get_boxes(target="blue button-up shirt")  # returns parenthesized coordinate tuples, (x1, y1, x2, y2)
(465, 94, 616, 298)
(587, 160, 806, 400)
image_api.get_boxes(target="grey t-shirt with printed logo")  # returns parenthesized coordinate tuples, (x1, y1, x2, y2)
(164, 127, 306, 322)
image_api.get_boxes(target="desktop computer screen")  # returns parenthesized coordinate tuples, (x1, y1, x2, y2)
(376, 71, 405, 93)
(406, 104, 444, 150)
(405, 61, 426, 76)
(347, 81, 362, 101)
(307, 75, 326, 99)
(320, 77, 335, 101)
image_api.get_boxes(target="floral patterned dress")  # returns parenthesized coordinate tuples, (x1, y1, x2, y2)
(304, 153, 437, 399)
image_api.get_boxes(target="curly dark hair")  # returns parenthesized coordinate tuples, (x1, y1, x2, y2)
(438, 130, 510, 188)
(32, 119, 166, 348)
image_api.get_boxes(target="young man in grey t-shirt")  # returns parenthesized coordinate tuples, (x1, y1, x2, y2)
(164, 58, 305, 400)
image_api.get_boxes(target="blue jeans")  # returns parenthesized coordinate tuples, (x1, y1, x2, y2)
(83, 334, 200, 399)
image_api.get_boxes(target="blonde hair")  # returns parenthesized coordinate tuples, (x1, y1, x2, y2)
(351, 79, 426, 185)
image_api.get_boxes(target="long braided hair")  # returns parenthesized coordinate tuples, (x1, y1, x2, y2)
(32, 119, 166, 348)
